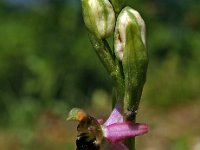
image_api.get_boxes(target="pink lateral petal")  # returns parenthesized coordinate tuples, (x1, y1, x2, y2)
(104, 102, 124, 126)
(104, 122, 148, 143)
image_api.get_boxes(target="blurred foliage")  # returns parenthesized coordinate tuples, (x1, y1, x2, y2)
(130, 0, 200, 108)
(0, 0, 112, 126)
(0, 0, 200, 149)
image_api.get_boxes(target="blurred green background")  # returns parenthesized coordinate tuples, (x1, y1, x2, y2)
(0, 0, 200, 150)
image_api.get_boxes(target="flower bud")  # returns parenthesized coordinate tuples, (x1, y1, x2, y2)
(114, 7, 148, 114)
(81, 0, 115, 38)
(114, 7, 146, 60)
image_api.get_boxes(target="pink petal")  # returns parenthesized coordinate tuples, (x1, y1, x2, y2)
(104, 102, 124, 126)
(104, 122, 148, 143)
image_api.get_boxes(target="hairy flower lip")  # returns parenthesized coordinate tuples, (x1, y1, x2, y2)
(67, 102, 149, 150)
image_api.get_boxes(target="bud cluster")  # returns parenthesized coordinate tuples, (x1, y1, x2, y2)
(80, 0, 148, 116)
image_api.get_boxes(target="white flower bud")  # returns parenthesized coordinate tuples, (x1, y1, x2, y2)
(114, 7, 146, 60)
(81, 0, 115, 38)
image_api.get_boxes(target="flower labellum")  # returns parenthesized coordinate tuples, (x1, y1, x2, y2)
(81, 0, 115, 38)
(67, 108, 103, 150)
(67, 103, 148, 150)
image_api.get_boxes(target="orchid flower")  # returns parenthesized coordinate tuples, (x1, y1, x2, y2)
(67, 103, 148, 150)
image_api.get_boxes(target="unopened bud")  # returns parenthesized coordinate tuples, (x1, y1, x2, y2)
(114, 6, 146, 60)
(114, 7, 148, 113)
(81, 0, 115, 38)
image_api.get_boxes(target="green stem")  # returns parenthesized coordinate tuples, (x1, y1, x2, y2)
(89, 32, 136, 150)
(125, 138, 135, 150)
(80, 1, 149, 150)
(88, 33, 125, 100)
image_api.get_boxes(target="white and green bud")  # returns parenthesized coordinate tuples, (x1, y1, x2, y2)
(114, 7, 148, 113)
(114, 7, 146, 60)
(81, 0, 115, 38)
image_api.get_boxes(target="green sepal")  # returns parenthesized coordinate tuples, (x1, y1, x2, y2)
(115, 7, 148, 119)
(123, 9, 148, 117)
